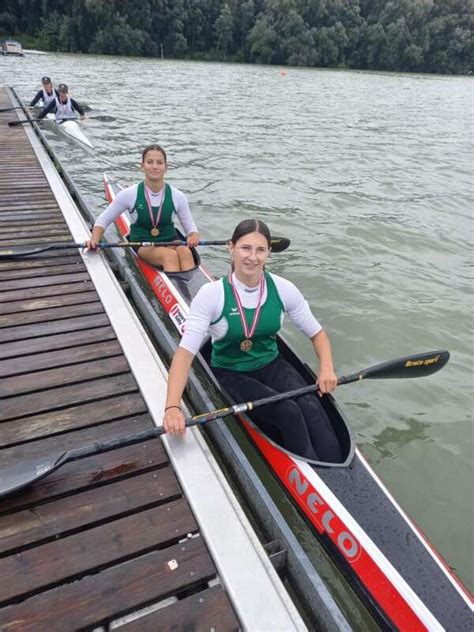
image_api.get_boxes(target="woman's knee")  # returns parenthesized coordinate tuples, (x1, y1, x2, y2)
(177, 246, 194, 264)
(162, 248, 179, 265)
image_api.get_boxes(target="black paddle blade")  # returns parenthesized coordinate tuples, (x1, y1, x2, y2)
(0, 244, 85, 259)
(0, 246, 51, 259)
(0, 452, 66, 499)
(8, 119, 33, 127)
(349, 350, 450, 382)
(270, 237, 290, 252)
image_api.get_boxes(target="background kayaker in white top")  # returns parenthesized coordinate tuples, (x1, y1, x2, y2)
(37, 83, 85, 121)
(87, 144, 199, 272)
(163, 218, 342, 463)
(29, 76, 58, 108)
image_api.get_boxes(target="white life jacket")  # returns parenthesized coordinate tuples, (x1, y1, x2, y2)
(41, 88, 56, 107)
(55, 96, 75, 120)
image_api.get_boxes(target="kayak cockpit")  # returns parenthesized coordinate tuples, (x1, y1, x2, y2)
(199, 337, 355, 468)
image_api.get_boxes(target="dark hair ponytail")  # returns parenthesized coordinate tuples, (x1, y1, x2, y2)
(141, 144, 167, 163)
(230, 219, 272, 248)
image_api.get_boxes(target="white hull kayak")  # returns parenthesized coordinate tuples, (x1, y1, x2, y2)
(56, 119, 93, 149)
(35, 104, 93, 149)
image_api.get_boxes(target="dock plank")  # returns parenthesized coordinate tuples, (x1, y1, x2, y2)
(118, 585, 240, 632)
(0, 300, 104, 328)
(0, 339, 123, 377)
(0, 262, 86, 280)
(1, 312, 110, 343)
(0, 271, 90, 292)
(0, 373, 140, 422)
(0, 223, 68, 235)
(0, 279, 96, 303)
(0, 469, 182, 555)
(0, 499, 197, 604)
(0, 325, 116, 359)
(0, 393, 147, 446)
(0, 537, 215, 632)
(0, 236, 71, 246)
(0, 355, 130, 397)
(0, 289, 100, 316)
(0, 221, 67, 232)
(0, 256, 77, 272)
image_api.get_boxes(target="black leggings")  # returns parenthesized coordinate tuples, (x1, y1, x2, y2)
(213, 356, 342, 463)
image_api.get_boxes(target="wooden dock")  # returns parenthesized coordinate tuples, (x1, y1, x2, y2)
(0, 88, 305, 631)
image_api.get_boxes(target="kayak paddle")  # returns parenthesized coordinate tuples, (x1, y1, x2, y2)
(0, 350, 449, 499)
(9, 116, 102, 127)
(0, 237, 291, 259)
(0, 106, 25, 112)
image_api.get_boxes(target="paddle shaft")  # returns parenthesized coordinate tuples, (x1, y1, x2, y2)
(0, 349, 449, 499)
(68, 349, 450, 460)
(68, 384, 319, 461)
(8, 117, 94, 127)
(0, 237, 290, 259)
(0, 106, 24, 112)
(0, 241, 216, 259)
(0, 103, 91, 113)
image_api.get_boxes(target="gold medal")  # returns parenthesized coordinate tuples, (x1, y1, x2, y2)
(240, 339, 253, 352)
(144, 183, 165, 239)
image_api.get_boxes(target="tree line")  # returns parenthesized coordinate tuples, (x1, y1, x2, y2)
(1, 0, 472, 74)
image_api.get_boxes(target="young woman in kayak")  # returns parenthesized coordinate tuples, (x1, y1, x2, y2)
(87, 144, 199, 272)
(29, 76, 58, 109)
(163, 218, 342, 463)
(36, 83, 85, 121)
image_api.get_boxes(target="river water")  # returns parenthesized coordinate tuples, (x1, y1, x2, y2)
(2, 52, 473, 592)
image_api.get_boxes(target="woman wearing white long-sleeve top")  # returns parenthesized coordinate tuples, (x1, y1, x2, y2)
(163, 218, 342, 463)
(87, 144, 199, 272)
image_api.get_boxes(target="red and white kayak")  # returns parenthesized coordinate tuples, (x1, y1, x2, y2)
(104, 173, 473, 630)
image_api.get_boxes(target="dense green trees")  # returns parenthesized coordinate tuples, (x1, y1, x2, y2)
(2, 0, 472, 73)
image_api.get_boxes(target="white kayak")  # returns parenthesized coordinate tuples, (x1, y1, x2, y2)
(35, 103, 94, 149)
(56, 118, 94, 149)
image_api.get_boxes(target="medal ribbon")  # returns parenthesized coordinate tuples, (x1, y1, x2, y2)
(144, 184, 165, 231)
(228, 273, 265, 340)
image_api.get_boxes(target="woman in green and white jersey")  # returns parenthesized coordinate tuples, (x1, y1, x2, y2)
(88, 144, 199, 272)
(163, 218, 342, 463)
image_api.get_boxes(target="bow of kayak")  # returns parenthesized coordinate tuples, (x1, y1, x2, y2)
(57, 119, 93, 149)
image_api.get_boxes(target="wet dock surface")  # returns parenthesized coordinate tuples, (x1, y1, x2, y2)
(0, 88, 241, 631)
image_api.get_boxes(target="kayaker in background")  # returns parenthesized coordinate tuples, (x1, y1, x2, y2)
(163, 218, 343, 463)
(87, 144, 199, 272)
(36, 83, 85, 121)
(29, 76, 58, 109)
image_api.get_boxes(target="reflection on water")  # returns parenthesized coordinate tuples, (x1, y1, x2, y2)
(1, 52, 472, 590)
(367, 417, 431, 461)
